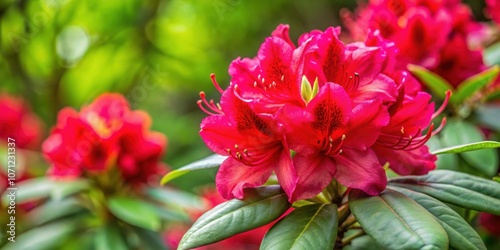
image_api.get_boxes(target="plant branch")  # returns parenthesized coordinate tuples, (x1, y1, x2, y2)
(341, 230, 366, 247)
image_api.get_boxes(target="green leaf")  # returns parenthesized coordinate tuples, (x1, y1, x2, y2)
(94, 224, 129, 250)
(178, 186, 291, 250)
(1, 178, 93, 206)
(426, 137, 459, 171)
(349, 189, 448, 250)
(494, 176, 500, 183)
(132, 227, 169, 250)
(483, 41, 500, 66)
(451, 65, 500, 105)
(2, 218, 83, 250)
(345, 235, 383, 250)
(160, 154, 226, 185)
(485, 88, 500, 102)
(146, 187, 205, 210)
(388, 187, 486, 250)
(51, 179, 91, 200)
(24, 197, 88, 229)
(261, 203, 338, 250)
(388, 170, 500, 214)
(408, 64, 453, 100)
(440, 119, 499, 176)
(108, 197, 161, 231)
(475, 105, 500, 131)
(152, 203, 189, 222)
(1, 177, 54, 206)
(431, 141, 500, 155)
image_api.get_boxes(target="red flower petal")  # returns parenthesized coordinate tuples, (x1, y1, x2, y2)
(291, 153, 337, 202)
(216, 157, 274, 199)
(334, 149, 387, 196)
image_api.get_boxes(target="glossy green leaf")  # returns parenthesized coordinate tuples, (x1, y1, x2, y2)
(408, 64, 453, 100)
(261, 203, 338, 250)
(108, 197, 161, 231)
(349, 189, 448, 250)
(160, 154, 226, 185)
(431, 141, 500, 155)
(178, 186, 291, 250)
(451, 65, 500, 105)
(440, 119, 498, 176)
(388, 187, 486, 250)
(389, 170, 500, 214)
(426, 137, 459, 171)
(94, 224, 128, 250)
(344, 235, 383, 250)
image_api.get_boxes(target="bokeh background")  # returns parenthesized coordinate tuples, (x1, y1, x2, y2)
(0, 0, 486, 188)
(0, 0, 497, 249)
(1, 0, 364, 190)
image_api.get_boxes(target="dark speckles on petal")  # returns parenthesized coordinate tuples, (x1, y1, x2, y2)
(313, 102, 343, 133)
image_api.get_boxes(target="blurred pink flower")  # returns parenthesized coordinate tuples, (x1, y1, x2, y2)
(342, 0, 487, 87)
(0, 94, 43, 149)
(43, 93, 166, 185)
(486, 0, 500, 24)
(479, 212, 500, 237)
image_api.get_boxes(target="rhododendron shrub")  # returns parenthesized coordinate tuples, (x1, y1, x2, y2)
(163, 24, 500, 250)
(342, 0, 487, 88)
(3, 93, 190, 250)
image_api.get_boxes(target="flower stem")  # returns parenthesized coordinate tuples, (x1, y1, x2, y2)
(464, 209, 471, 223)
(337, 204, 351, 224)
(341, 230, 366, 247)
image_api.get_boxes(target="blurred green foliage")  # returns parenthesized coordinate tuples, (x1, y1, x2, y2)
(0, 0, 357, 190)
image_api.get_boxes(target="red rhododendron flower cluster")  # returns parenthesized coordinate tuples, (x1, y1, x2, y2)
(42, 93, 166, 185)
(165, 188, 288, 249)
(199, 25, 447, 202)
(342, 0, 487, 87)
(0, 94, 43, 149)
(479, 212, 500, 237)
(486, 0, 500, 25)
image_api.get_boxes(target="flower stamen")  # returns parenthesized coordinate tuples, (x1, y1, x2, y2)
(198, 92, 223, 115)
(210, 73, 224, 94)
